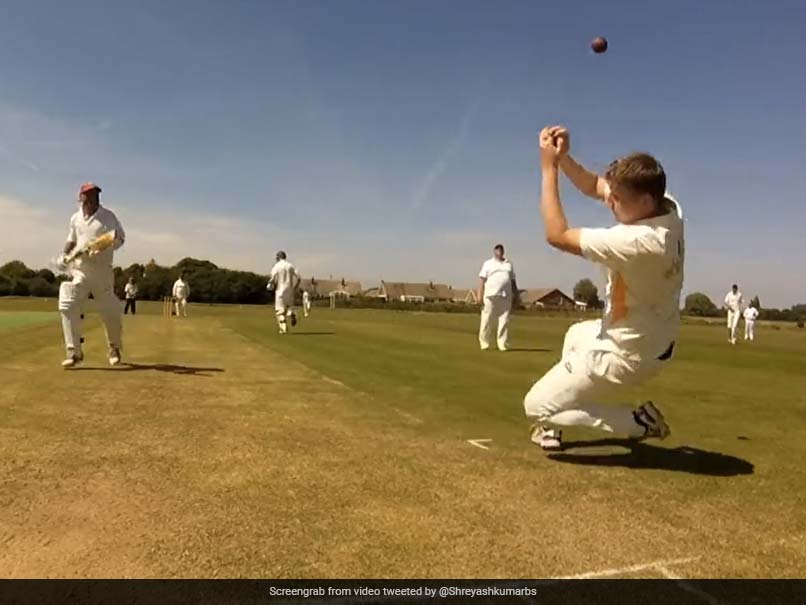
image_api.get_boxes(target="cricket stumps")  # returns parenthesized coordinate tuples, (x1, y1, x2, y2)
(162, 296, 173, 317)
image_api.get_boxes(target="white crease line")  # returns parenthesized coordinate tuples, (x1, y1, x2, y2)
(322, 376, 345, 387)
(656, 565, 683, 579)
(467, 439, 493, 450)
(393, 407, 424, 425)
(554, 556, 700, 579)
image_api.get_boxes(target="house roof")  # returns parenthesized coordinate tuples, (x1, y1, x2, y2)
(519, 288, 574, 305)
(299, 278, 363, 296)
(380, 281, 454, 300)
(452, 289, 477, 302)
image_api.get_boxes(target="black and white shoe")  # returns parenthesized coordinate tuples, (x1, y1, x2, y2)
(529, 424, 563, 451)
(633, 401, 671, 440)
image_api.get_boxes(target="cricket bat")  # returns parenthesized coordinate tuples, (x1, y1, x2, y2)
(64, 230, 117, 264)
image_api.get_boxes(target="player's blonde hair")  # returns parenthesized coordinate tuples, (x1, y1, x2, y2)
(605, 153, 666, 205)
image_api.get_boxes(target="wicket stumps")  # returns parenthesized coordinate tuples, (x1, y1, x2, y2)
(162, 296, 173, 317)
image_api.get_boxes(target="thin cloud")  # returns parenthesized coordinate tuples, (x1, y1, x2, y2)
(0, 144, 40, 172)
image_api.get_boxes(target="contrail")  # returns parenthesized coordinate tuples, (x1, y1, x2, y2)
(0, 144, 40, 172)
(409, 96, 482, 211)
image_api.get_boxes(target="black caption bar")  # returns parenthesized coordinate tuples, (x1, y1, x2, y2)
(1, 580, 805, 605)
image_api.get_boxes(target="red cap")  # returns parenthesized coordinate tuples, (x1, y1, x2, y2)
(79, 182, 102, 195)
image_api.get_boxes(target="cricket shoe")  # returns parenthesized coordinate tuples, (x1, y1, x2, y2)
(529, 424, 563, 451)
(633, 401, 670, 440)
(108, 347, 122, 366)
(61, 351, 84, 369)
(290, 313, 298, 328)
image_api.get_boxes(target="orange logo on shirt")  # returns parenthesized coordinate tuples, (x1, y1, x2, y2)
(612, 272, 628, 321)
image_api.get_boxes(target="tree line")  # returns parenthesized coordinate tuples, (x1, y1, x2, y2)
(0, 258, 272, 305)
(1, 259, 804, 323)
(684, 292, 805, 324)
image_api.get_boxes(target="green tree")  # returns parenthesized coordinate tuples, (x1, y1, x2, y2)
(11, 279, 30, 296)
(28, 277, 57, 297)
(36, 268, 57, 283)
(750, 296, 761, 309)
(684, 292, 719, 317)
(573, 279, 601, 309)
(0, 260, 35, 280)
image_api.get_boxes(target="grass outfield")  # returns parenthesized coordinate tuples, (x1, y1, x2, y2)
(0, 310, 56, 331)
(1, 297, 805, 580)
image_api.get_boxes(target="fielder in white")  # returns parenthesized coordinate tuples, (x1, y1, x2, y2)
(58, 182, 126, 368)
(269, 251, 299, 334)
(302, 290, 312, 318)
(123, 277, 138, 315)
(724, 284, 744, 344)
(524, 126, 683, 451)
(743, 304, 759, 341)
(477, 244, 518, 351)
(172, 273, 191, 317)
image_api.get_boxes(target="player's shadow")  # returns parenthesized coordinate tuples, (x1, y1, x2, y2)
(290, 332, 335, 336)
(76, 363, 224, 377)
(548, 439, 754, 477)
(505, 347, 552, 353)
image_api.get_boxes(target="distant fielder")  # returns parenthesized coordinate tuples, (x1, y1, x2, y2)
(172, 273, 191, 317)
(57, 182, 126, 368)
(124, 277, 138, 315)
(524, 126, 683, 451)
(724, 284, 744, 344)
(477, 244, 518, 351)
(302, 290, 312, 318)
(743, 303, 759, 341)
(269, 251, 300, 334)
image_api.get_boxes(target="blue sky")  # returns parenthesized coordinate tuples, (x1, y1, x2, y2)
(1, 0, 804, 307)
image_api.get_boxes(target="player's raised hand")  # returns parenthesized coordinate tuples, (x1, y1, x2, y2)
(549, 126, 570, 157)
(539, 126, 563, 167)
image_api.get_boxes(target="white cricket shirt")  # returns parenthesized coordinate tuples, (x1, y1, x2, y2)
(270, 259, 298, 296)
(743, 307, 759, 322)
(479, 258, 516, 298)
(66, 205, 125, 270)
(173, 279, 190, 299)
(724, 291, 744, 312)
(124, 283, 138, 299)
(579, 194, 685, 359)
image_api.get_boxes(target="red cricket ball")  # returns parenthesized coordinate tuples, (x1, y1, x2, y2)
(591, 36, 608, 54)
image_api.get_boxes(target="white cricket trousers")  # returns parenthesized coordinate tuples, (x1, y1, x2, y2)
(58, 266, 122, 354)
(479, 296, 511, 350)
(175, 297, 188, 317)
(744, 320, 755, 341)
(523, 320, 666, 438)
(275, 291, 296, 334)
(303, 300, 311, 317)
(727, 310, 741, 342)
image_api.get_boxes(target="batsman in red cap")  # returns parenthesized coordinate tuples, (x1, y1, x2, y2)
(58, 181, 127, 368)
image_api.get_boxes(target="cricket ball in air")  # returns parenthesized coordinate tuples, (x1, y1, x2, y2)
(591, 36, 608, 54)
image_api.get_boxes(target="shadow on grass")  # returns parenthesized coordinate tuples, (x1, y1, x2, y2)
(548, 439, 754, 476)
(290, 332, 336, 336)
(505, 348, 552, 353)
(76, 363, 224, 377)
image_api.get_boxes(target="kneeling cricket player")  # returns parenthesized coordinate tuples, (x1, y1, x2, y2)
(524, 127, 684, 451)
